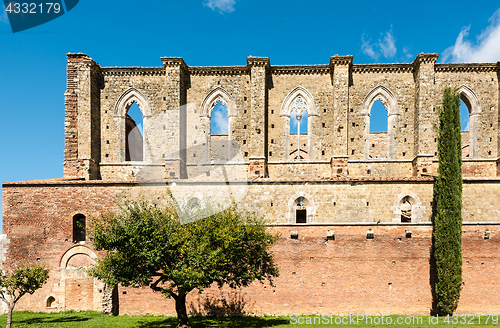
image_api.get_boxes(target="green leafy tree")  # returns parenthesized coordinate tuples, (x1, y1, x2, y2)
(434, 87, 463, 315)
(0, 264, 50, 328)
(88, 200, 279, 328)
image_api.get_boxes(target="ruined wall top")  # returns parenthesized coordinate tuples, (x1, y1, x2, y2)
(63, 52, 500, 181)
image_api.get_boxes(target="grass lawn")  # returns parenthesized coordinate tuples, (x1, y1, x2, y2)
(0, 312, 498, 327)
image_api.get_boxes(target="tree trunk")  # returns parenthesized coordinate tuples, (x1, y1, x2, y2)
(6, 303, 15, 328)
(174, 292, 190, 328)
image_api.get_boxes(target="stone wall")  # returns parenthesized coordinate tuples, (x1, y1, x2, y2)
(3, 181, 500, 315)
(4, 53, 500, 316)
(62, 54, 500, 181)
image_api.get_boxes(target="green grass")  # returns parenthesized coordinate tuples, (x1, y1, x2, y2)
(0, 312, 498, 327)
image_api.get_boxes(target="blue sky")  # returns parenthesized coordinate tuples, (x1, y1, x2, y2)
(1, 0, 500, 231)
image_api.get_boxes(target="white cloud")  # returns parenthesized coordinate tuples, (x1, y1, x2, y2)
(442, 9, 500, 63)
(212, 109, 228, 134)
(379, 30, 397, 58)
(204, 0, 236, 14)
(361, 35, 379, 60)
(403, 47, 413, 61)
(361, 28, 397, 60)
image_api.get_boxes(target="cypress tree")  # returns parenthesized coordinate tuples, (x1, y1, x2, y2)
(433, 87, 463, 315)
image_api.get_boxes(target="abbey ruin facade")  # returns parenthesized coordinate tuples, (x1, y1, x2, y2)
(2, 53, 500, 315)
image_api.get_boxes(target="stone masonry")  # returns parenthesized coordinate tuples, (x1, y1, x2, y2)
(2, 53, 500, 316)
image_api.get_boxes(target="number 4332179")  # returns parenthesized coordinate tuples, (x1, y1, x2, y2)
(443, 314, 498, 325)
(5, 3, 61, 14)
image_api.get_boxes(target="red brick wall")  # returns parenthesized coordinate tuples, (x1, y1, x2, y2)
(65, 279, 93, 311)
(3, 182, 500, 316)
(64, 54, 84, 178)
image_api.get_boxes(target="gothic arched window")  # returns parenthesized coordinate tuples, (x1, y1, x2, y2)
(281, 86, 318, 162)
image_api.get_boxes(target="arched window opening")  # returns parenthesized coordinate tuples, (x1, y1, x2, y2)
(210, 101, 229, 135)
(400, 196, 412, 223)
(125, 102, 144, 161)
(46, 296, 56, 308)
(369, 99, 388, 159)
(209, 100, 230, 163)
(289, 96, 309, 161)
(295, 196, 307, 224)
(370, 100, 388, 132)
(460, 98, 470, 132)
(460, 97, 471, 158)
(362, 86, 399, 160)
(73, 214, 86, 242)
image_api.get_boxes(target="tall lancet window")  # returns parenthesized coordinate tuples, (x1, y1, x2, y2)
(125, 102, 144, 161)
(210, 100, 229, 135)
(282, 86, 317, 162)
(460, 98, 471, 158)
(289, 96, 309, 160)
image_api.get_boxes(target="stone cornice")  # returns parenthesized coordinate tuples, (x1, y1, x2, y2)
(270, 65, 330, 75)
(101, 67, 164, 76)
(189, 66, 249, 76)
(352, 64, 414, 74)
(67, 53, 99, 67)
(329, 55, 353, 66)
(435, 63, 498, 73)
(160, 57, 188, 71)
(246, 56, 270, 68)
(413, 53, 439, 65)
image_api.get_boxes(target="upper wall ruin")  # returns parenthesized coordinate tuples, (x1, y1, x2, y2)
(63, 53, 500, 181)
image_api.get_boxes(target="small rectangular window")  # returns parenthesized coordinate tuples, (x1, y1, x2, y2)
(73, 214, 86, 242)
(296, 210, 307, 224)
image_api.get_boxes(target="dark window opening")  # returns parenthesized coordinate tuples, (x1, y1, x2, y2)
(73, 214, 86, 242)
(295, 197, 307, 224)
(46, 296, 56, 308)
(296, 210, 307, 224)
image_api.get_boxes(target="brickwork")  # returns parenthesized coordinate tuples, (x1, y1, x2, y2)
(3, 181, 500, 315)
(3, 53, 500, 316)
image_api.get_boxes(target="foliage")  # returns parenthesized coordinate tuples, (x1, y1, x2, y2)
(88, 200, 279, 328)
(0, 264, 50, 328)
(433, 87, 463, 315)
